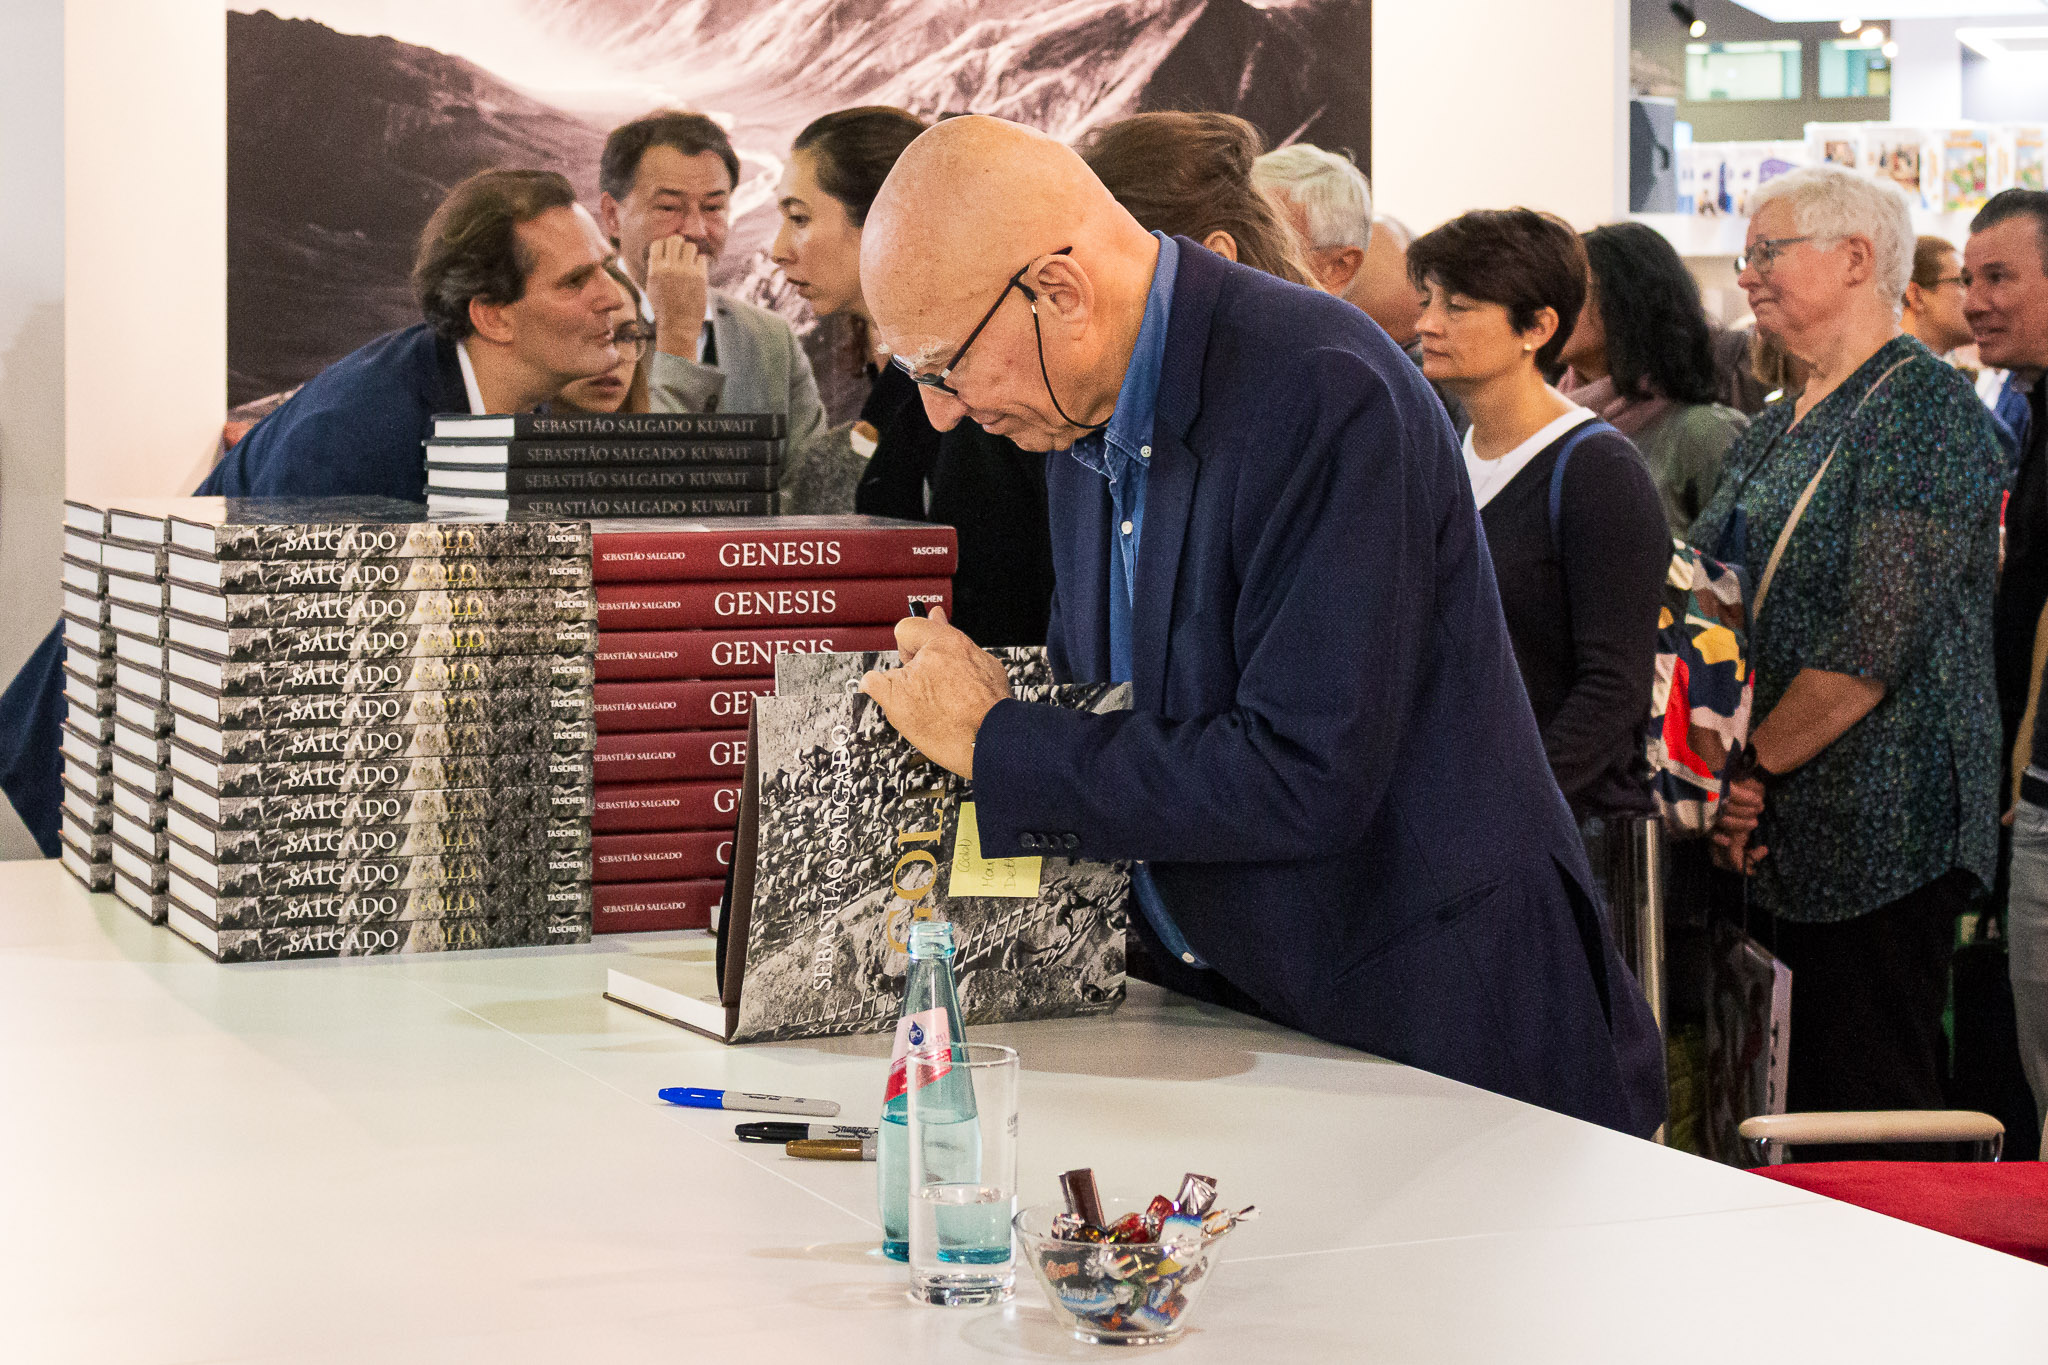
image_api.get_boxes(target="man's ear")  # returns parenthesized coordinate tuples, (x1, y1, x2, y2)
(1028, 252, 1093, 333)
(468, 295, 516, 346)
(1902, 280, 1925, 317)
(1317, 245, 1366, 295)
(597, 192, 624, 246)
(1201, 230, 1239, 262)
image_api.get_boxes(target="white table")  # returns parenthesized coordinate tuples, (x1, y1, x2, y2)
(1, 859, 2042, 1363)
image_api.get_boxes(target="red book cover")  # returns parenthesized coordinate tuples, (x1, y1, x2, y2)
(591, 517, 957, 583)
(592, 878, 724, 933)
(592, 829, 734, 883)
(595, 625, 899, 680)
(594, 679, 776, 733)
(593, 779, 742, 833)
(595, 578, 949, 631)
(594, 729, 748, 783)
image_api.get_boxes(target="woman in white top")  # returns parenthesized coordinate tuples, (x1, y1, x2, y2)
(1408, 208, 1669, 821)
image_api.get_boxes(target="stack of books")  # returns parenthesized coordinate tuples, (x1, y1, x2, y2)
(423, 412, 785, 520)
(151, 497, 599, 961)
(57, 500, 116, 894)
(586, 515, 957, 934)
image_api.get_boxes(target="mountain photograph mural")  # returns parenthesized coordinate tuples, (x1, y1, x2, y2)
(226, 1, 1371, 410)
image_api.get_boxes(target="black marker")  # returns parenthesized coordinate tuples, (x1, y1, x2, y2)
(907, 601, 930, 618)
(736, 1121, 879, 1144)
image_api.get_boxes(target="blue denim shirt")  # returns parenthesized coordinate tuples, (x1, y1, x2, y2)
(1062, 233, 1206, 968)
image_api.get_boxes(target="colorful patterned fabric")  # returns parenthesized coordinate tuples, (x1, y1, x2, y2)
(1650, 544, 1753, 835)
(1686, 335, 2005, 923)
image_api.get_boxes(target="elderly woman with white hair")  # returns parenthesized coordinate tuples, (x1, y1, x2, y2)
(1687, 165, 2006, 1150)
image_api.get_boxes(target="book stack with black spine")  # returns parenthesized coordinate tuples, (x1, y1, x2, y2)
(100, 498, 193, 922)
(587, 515, 957, 934)
(151, 497, 599, 962)
(57, 499, 116, 894)
(422, 412, 785, 520)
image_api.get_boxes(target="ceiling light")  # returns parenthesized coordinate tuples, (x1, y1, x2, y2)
(1691, 17, 1708, 34)
(1840, 16, 1860, 31)
(1860, 24, 1885, 42)
(1957, 25, 2048, 59)
(1882, 39, 1899, 56)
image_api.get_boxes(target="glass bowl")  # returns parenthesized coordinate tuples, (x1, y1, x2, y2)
(1013, 1196, 1231, 1346)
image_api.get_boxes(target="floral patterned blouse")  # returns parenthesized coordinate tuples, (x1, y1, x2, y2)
(1686, 335, 2005, 923)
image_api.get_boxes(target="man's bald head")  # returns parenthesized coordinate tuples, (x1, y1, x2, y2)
(860, 116, 1162, 450)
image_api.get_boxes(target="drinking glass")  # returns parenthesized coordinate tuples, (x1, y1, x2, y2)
(905, 1041, 1019, 1305)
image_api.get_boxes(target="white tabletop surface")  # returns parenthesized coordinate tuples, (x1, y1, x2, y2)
(1, 858, 2043, 1363)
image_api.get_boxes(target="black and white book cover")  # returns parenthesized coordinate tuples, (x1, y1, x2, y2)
(187, 781, 592, 832)
(172, 875, 593, 932)
(170, 841, 590, 899)
(707, 647, 1127, 1045)
(169, 907, 593, 962)
(428, 463, 781, 495)
(169, 738, 593, 799)
(167, 584, 598, 630)
(175, 649, 595, 699)
(165, 613, 597, 663)
(425, 438, 784, 469)
(165, 496, 589, 561)
(430, 412, 786, 442)
(179, 553, 594, 594)
(427, 491, 776, 519)
(170, 713, 595, 765)
(169, 806, 590, 865)
(180, 683, 592, 732)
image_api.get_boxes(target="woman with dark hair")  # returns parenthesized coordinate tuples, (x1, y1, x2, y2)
(1558, 222, 1749, 535)
(1409, 209, 1669, 824)
(772, 106, 1055, 646)
(1073, 111, 1319, 286)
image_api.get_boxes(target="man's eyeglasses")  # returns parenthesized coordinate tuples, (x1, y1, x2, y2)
(892, 248, 1075, 397)
(612, 320, 657, 352)
(1734, 236, 1815, 278)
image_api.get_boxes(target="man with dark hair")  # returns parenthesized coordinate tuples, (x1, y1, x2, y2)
(598, 111, 848, 509)
(1971, 188, 2048, 1138)
(205, 168, 627, 499)
(0, 170, 627, 856)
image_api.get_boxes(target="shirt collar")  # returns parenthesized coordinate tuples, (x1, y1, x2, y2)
(455, 339, 486, 415)
(1069, 232, 1178, 477)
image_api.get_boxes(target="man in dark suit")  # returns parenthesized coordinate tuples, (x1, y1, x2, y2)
(856, 117, 1665, 1137)
(0, 169, 626, 854)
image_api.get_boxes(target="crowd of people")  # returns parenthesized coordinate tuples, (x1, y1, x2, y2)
(6, 101, 2048, 1154)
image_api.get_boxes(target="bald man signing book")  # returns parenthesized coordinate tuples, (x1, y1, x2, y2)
(855, 118, 1664, 1136)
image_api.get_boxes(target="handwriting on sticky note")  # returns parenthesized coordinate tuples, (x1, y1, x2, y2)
(947, 801, 1042, 898)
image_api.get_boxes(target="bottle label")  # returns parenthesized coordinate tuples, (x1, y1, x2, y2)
(883, 1008, 953, 1102)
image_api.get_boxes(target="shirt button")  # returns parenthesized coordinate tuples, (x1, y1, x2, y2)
(1120, 520, 1134, 535)
(1181, 952, 1197, 964)
(1140, 445, 1152, 458)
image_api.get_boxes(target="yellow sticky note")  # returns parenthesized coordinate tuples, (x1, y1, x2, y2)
(947, 801, 1043, 898)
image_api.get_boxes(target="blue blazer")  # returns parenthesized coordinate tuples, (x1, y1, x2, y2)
(973, 242, 1667, 1137)
(0, 325, 458, 855)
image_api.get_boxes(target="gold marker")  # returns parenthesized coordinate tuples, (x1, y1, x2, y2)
(787, 1137, 877, 1161)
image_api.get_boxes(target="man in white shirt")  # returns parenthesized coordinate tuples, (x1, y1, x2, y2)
(597, 111, 853, 510)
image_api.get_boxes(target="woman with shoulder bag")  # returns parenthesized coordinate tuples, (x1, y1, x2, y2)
(1687, 166, 2007, 1147)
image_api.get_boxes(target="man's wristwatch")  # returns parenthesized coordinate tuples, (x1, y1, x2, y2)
(1726, 744, 1779, 788)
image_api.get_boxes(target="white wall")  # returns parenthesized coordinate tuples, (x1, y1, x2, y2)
(1372, 0, 1630, 233)
(64, 0, 227, 506)
(0, 0, 67, 859)
(1889, 18, 1966, 126)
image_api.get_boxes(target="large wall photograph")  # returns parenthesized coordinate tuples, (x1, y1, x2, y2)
(226, 1, 1371, 412)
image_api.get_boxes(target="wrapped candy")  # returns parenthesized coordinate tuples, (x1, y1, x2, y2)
(1175, 1173, 1219, 1218)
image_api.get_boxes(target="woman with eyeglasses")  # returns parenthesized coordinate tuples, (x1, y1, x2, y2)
(1901, 234, 1975, 359)
(1686, 166, 2006, 1151)
(553, 264, 654, 414)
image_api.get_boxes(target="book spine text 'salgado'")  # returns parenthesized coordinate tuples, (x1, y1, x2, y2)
(193, 849, 592, 899)
(200, 556, 593, 593)
(202, 819, 591, 864)
(199, 520, 588, 561)
(591, 829, 734, 883)
(436, 493, 777, 518)
(190, 588, 597, 629)
(593, 730, 747, 783)
(190, 913, 592, 962)
(591, 526, 957, 583)
(185, 719, 595, 765)
(187, 748, 593, 797)
(433, 439, 784, 468)
(594, 579, 948, 631)
(591, 779, 742, 833)
(194, 881, 593, 930)
(450, 413, 784, 440)
(591, 878, 723, 933)
(205, 685, 592, 731)
(432, 463, 781, 492)
(593, 679, 775, 733)
(593, 626, 899, 682)
(189, 618, 597, 662)
(204, 783, 591, 830)
(198, 653, 595, 697)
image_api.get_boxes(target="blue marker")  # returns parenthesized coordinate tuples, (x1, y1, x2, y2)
(658, 1087, 841, 1118)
